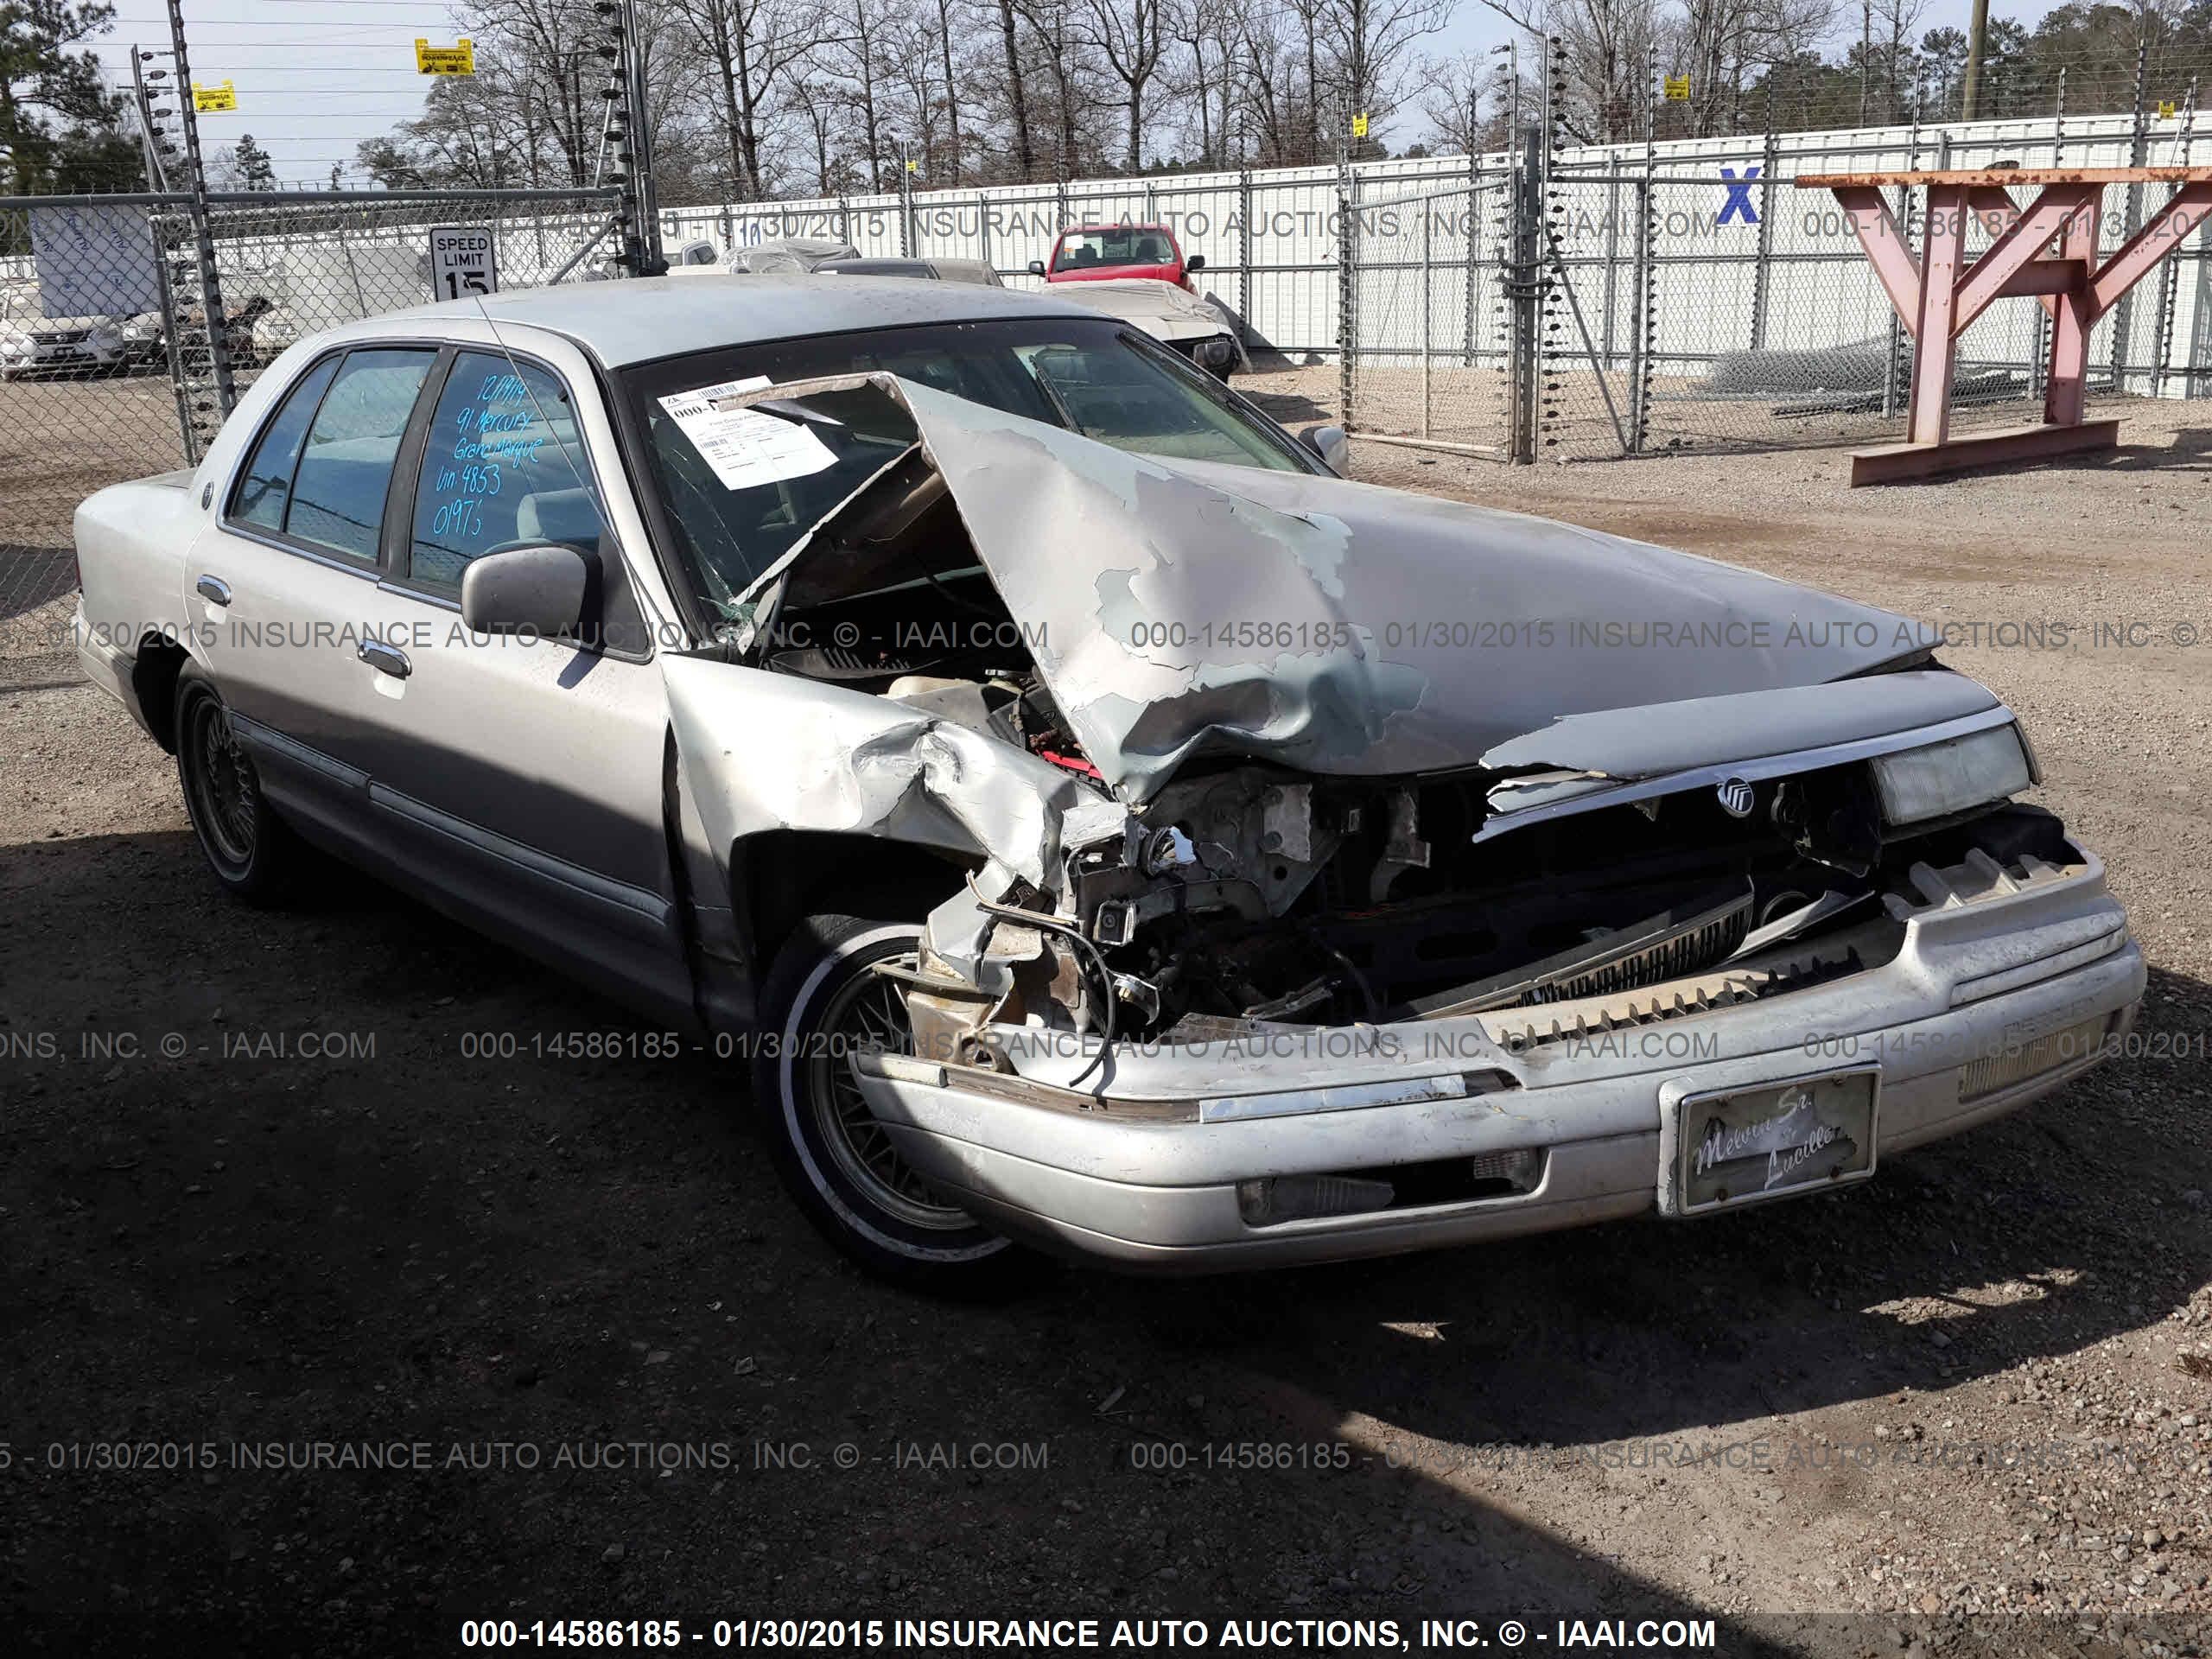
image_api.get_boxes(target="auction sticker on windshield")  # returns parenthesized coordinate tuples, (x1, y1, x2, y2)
(1656, 1065, 1878, 1217)
(658, 377, 836, 491)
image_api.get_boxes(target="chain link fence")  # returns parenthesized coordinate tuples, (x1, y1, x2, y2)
(0, 188, 620, 682)
(1342, 174, 1519, 456)
(1, 196, 194, 684)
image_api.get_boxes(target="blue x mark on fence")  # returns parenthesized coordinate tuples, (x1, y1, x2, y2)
(1719, 166, 1761, 226)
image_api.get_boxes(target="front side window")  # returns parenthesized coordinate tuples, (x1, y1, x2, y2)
(232, 354, 340, 532)
(621, 317, 1313, 619)
(284, 348, 436, 561)
(408, 351, 604, 590)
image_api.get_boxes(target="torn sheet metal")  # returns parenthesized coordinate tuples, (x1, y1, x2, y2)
(880, 380, 1948, 804)
(662, 656, 1125, 890)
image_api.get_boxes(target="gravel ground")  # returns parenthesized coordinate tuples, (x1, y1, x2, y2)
(4, 401, 2210, 1657)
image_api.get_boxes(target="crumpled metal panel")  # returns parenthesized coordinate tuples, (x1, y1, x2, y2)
(889, 379, 1944, 804)
(661, 658, 1125, 890)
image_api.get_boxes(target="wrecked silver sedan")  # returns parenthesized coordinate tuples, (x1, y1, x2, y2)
(72, 276, 2143, 1290)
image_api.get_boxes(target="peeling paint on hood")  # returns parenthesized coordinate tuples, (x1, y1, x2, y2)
(882, 379, 1952, 804)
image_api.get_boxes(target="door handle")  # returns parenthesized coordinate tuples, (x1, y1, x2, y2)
(195, 575, 232, 607)
(357, 639, 411, 680)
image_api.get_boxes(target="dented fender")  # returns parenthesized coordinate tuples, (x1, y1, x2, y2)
(661, 654, 1125, 892)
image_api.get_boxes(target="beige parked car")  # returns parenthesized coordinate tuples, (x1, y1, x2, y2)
(73, 276, 2140, 1293)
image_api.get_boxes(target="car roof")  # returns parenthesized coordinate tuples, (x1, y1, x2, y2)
(1062, 223, 1174, 235)
(378, 274, 1099, 366)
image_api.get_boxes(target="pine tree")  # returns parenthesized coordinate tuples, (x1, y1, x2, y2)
(233, 131, 277, 190)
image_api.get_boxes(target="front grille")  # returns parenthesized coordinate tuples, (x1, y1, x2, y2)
(1535, 893, 1753, 1004)
(1489, 947, 1862, 1052)
(1958, 1015, 2110, 1102)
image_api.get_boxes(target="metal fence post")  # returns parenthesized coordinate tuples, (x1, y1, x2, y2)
(2152, 79, 2200, 400)
(1421, 202, 1434, 438)
(2109, 39, 2152, 395)
(1627, 87, 1656, 454)
(1883, 93, 1926, 420)
(162, 0, 235, 426)
(1507, 128, 1543, 464)
(1748, 96, 1780, 351)
(1237, 168, 1252, 328)
(2031, 68, 2068, 404)
(1337, 161, 1357, 431)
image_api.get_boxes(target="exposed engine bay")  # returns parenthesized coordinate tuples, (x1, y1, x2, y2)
(747, 447, 2060, 1062)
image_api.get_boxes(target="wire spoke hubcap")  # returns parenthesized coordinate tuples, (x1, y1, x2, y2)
(191, 700, 258, 867)
(804, 955, 972, 1232)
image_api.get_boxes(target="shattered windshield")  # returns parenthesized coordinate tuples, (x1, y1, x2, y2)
(620, 316, 1312, 620)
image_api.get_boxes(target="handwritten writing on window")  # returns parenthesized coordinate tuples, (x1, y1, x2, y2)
(428, 371, 549, 547)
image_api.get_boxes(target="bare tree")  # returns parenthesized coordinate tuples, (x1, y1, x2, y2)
(828, 0, 897, 189)
(1165, 0, 1245, 166)
(1077, 0, 1169, 171)
(1416, 51, 1501, 154)
(1483, 0, 1659, 144)
(661, 0, 823, 199)
(1319, 0, 1452, 138)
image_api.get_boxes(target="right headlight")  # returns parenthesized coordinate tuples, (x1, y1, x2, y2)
(1869, 722, 2035, 828)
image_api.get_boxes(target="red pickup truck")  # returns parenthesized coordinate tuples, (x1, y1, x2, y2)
(1029, 224, 1205, 291)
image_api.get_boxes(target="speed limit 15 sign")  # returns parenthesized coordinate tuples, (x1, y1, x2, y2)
(429, 226, 499, 301)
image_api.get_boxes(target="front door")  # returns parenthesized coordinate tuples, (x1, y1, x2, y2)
(342, 347, 690, 1022)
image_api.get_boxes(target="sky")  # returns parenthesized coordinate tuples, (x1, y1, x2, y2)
(91, 0, 2073, 189)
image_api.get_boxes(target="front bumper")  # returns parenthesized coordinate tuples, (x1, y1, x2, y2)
(852, 844, 2144, 1272)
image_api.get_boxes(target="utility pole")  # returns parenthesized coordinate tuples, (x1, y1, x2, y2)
(1961, 0, 1990, 120)
(1859, 0, 1871, 125)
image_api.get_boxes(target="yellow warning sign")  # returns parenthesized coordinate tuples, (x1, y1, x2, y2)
(906, 157, 918, 173)
(414, 38, 476, 75)
(2159, 99, 2178, 119)
(1663, 73, 1691, 102)
(1351, 111, 1370, 138)
(191, 79, 237, 112)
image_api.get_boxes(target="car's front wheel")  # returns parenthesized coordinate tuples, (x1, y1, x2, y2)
(174, 663, 302, 904)
(754, 912, 1038, 1296)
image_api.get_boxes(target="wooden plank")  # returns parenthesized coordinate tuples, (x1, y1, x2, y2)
(1799, 166, 2212, 188)
(1847, 419, 2121, 486)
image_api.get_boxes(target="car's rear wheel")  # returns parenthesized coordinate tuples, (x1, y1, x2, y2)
(174, 663, 302, 904)
(754, 912, 1039, 1296)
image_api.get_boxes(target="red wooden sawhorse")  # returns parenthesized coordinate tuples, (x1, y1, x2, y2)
(1795, 166, 2212, 485)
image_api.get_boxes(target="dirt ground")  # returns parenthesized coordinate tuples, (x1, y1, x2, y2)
(4, 397, 2211, 1657)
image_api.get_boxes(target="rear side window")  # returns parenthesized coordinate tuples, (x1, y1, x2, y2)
(232, 356, 339, 532)
(407, 351, 604, 590)
(285, 348, 436, 562)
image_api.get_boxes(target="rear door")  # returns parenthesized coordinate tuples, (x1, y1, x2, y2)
(193, 343, 441, 855)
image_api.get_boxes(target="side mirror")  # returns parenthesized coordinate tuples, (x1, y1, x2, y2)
(460, 543, 588, 638)
(1027, 258, 1048, 278)
(1300, 424, 1349, 475)
(1185, 253, 1206, 271)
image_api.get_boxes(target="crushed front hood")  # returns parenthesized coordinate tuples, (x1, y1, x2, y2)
(887, 380, 1953, 804)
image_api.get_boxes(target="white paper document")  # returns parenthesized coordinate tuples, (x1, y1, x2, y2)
(658, 377, 837, 490)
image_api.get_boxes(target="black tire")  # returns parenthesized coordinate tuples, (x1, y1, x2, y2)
(173, 663, 302, 905)
(753, 912, 1042, 1297)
